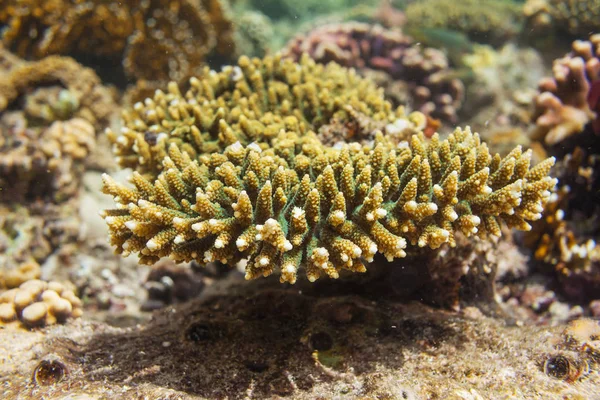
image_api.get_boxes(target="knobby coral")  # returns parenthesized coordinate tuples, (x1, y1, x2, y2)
(108, 54, 411, 179)
(0, 279, 82, 328)
(532, 34, 600, 146)
(0, 112, 95, 203)
(282, 23, 464, 123)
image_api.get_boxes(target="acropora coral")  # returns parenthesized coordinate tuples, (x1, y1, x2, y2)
(102, 56, 557, 284)
(108, 54, 410, 179)
(532, 34, 600, 146)
(404, 0, 523, 46)
(283, 23, 464, 123)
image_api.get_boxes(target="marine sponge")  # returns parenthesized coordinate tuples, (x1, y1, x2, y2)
(108, 54, 405, 179)
(532, 34, 600, 146)
(0, 279, 82, 328)
(283, 23, 464, 123)
(101, 125, 557, 284)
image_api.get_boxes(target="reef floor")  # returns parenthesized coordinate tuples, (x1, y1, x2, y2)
(1, 272, 599, 400)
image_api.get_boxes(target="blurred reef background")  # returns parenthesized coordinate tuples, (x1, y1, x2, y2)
(1, 0, 600, 399)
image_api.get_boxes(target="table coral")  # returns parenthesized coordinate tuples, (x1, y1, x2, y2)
(404, 0, 523, 47)
(108, 54, 413, 179)
(0, 0, 236, 84)
(524, 0, 600, 38)
(0, 279, 82, 328)
(102, 115, 556, 284)
(283, 23, 464, 123)
(531, 34, 600, 146)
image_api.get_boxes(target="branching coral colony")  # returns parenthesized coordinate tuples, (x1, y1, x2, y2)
(101, 55, 557, 284)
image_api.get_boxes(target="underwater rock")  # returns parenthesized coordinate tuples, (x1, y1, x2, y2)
(1, 281, 598, 399)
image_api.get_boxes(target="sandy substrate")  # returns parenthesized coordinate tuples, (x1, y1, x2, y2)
(1, 274, 598, 400)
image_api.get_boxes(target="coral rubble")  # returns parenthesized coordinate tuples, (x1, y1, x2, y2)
(283, 23, 464, 123)
(102, 55, 557, 284)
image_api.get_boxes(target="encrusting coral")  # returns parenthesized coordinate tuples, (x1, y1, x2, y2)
(531, 34, 600, 146)
(0, 0, 236, 84)
(0, 47, 117, 130)
(283, 23, 464, 123)
(108, 54, 416, 179)
(0, 279, 82, 328)
(102, 56, 557, 284)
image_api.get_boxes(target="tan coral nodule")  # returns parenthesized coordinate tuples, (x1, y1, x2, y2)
(0, 279, 83, 328)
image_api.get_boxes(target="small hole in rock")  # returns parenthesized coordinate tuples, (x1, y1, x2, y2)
(310, 331, 333, 351)
(544, 355, 571, 380)
(244, 360, 269, 373)
(33, 359, 67, 386)
(186, 322, 214, 342)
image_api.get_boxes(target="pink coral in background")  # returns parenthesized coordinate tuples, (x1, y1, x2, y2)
(533, 34, 600, 145)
